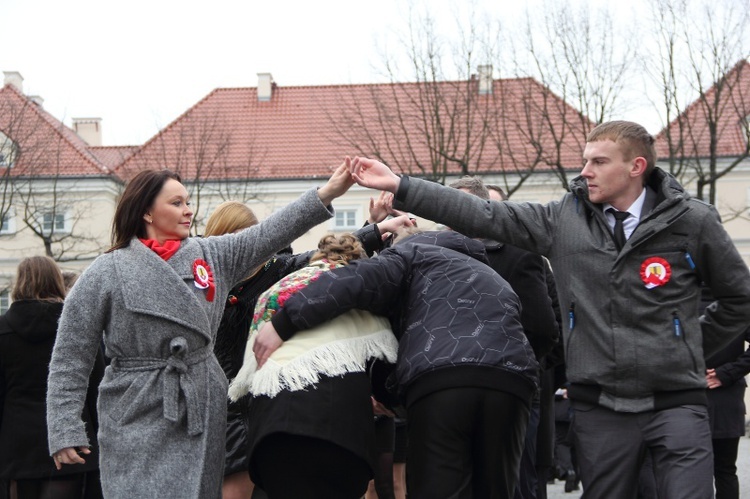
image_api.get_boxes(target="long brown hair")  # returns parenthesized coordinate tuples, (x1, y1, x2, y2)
(204, 201, 259, 237)
(310, 234, 366, 265)
(12, 256, 66, 303)
(109, 169, 182, 252)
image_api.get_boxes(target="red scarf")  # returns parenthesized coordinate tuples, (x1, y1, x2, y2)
(139, 238, 181, 261)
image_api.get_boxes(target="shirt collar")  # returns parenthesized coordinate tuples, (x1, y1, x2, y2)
(604, 187, 647, 221)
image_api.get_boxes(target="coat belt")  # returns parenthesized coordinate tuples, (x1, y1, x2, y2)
(110, 337, 212, 436)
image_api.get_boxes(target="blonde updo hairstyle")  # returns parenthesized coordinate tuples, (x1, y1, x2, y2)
(310, 234, 366, 265)
(204, 201, 259, 237)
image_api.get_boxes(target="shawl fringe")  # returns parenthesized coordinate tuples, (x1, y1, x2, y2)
(228, 330, 397, 400)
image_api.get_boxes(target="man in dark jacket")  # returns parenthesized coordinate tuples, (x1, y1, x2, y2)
(254, 230, 539, 498)
(346, 120, 750, 498)
(450, 176, 559, 499)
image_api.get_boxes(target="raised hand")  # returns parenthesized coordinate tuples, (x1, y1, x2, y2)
(318, 157, 356, 205)
(351, 157, 400, 193)
(368, 191, 394, 224)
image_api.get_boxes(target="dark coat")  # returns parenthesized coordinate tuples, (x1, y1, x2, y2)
(0, 300, 103, 480)
(272, 230, 539, 408)
(705, 328, 750, 439)
(482, 239, 558, 360)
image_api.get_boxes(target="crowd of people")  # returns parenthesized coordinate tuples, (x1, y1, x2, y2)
(1, 121, 750, 499)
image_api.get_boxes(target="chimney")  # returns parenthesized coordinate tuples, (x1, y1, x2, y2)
(3, 71, 23, 92)
(257, 73, 274, 102)
(478, 65, 493, 95)
(72, 118, 103, 146)
(29, 95, 44, 107)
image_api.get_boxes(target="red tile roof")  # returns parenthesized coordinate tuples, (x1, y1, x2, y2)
(117, 77, 591, 180)
(89, 146, 139, 170)
(0, 84, 112, 177)
(656, 59, 750, 158)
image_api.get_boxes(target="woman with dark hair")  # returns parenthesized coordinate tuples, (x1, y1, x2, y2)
(46, 161, 354, 498)
(0, 256, 104, 499)
(204, 200, 410, 499)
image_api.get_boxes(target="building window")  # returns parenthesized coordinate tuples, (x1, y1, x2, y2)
(42, 212, 67, 233)
(332, 208, 359, 230)
(0, 210, 15, 234)
(0, 289, 9, 314)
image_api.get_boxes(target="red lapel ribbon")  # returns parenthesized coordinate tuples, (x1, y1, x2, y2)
(193, 259, 216, 302)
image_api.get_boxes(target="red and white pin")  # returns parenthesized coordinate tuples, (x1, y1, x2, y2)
(193, 259, 215, 301)
(640, 257, 672, 289)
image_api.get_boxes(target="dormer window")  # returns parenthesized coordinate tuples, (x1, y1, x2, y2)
(0, 131, 17, 168)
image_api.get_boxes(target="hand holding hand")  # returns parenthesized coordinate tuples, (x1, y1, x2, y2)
(253, 322, 284, 368)
(52, 446, 90, 470)
(318, 157, 355, 206)
(351, 157, 400, 193)
(376, 214, 415, 241)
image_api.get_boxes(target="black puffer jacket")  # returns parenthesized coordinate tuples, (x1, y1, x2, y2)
(272, 230, 539, 408)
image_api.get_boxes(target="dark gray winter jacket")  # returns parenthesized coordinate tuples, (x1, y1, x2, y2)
(392, 169, 750, 413)
(271, 230, 539, 408)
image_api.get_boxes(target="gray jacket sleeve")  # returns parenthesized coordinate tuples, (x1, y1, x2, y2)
(696, 205, 750, 357)
(47, 256, 112, 454)
(395, 176, 560, 256)
(205, 188, 334, 287)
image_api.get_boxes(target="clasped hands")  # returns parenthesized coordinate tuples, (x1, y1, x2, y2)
(253, 157, 406, 368)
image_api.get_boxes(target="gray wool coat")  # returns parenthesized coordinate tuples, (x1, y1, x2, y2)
(47, 188, 333, 498)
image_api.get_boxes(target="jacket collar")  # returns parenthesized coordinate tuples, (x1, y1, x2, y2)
(112, 238, 212, 340)
(570, 167, 687, 218)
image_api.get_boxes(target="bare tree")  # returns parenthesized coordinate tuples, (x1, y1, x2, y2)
(499, 1, 632, 191)
(329, 2, 607, 195)
(650, 0, 750, 206)
(0, 87, 110, 261)
(328, 5, 496, 184)
(126, 106, 265, 234)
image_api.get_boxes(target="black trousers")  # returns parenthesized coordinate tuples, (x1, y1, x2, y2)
(406, 387, 530, 499)
(712, 437, 740, 499)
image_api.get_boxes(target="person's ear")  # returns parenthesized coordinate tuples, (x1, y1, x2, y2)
(143, 213, 153, 224)
(631, 157, 648, 178)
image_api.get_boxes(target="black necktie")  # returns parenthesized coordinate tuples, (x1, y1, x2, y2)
(608, 209, 630, 251)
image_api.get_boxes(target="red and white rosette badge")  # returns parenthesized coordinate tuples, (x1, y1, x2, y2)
(193, 259, 216, 302)
(640, 257, 672, 289)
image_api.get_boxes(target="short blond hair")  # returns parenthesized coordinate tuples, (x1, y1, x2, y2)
(587, 121, 656, 179)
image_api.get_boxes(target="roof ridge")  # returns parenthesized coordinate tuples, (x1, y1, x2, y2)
(1, 83, 111, 175)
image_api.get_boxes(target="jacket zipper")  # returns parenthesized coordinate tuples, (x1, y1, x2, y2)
(568, 302, 576, 332)
(673, 311, 698, 371)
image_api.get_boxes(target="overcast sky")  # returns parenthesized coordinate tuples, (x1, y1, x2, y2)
(0, 0, 666, 146)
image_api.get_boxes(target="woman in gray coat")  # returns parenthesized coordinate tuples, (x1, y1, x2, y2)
(46, 161, 353, 498)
